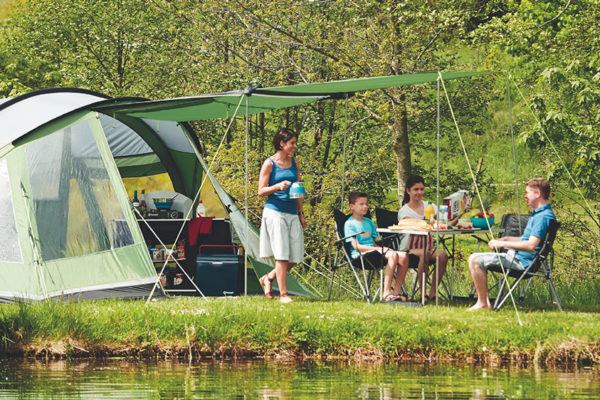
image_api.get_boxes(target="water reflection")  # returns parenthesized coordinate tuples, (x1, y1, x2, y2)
(0, 359, 598, 399)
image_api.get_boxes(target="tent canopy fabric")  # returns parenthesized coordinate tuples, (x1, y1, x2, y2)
(92, 71, 495, 122)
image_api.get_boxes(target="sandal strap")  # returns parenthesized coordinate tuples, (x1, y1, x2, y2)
(279, 292, 289, 297)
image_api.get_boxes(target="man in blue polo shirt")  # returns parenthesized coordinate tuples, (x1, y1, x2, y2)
(467, 178, 556, 311)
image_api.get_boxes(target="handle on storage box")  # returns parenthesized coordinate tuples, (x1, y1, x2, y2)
(198, 244, 243, 255)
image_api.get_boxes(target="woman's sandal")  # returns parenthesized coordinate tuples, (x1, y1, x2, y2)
(279, 292, 293, 304)
(259, 275, 274, 299)
(382, 293, 402, 303)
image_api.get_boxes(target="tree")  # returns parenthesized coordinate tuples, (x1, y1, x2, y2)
(0, 0, 199, 97)
(472, 0, 600, 198)
(209, 0, 504, 199)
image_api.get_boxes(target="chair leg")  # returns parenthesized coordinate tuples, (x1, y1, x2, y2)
(493, 274, 509, 310)
(520, 278, 533, 302)
(379, 268, 384, 302)
(409, 270, 419, 299)
(495, 272, 529, 311)
(327, 267, 337, 301)
(360, 260, 371, 302)
(346, 261, 369, 302)
(548, 277, 563, 311)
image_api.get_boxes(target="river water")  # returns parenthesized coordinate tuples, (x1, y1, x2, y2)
(0, 359, 598, 399)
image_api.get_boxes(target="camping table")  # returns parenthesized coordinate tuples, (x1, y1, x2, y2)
(377, 227, 504, 301)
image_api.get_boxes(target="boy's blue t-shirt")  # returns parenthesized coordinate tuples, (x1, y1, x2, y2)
(344, 216, 378, 259)
(516, 203, 556, 268)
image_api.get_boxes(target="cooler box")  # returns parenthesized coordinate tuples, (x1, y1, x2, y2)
(195, 254, 243, 296)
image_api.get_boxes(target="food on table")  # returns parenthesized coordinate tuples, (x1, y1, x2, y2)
(389, 218, 432, 232)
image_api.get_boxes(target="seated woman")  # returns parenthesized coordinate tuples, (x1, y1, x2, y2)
(397, 174, 449, 303)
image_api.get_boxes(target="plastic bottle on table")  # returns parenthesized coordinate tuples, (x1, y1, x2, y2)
(196, 200, 206, 217)
(425, 202, 435, 224)
(439, 205, 449, 226)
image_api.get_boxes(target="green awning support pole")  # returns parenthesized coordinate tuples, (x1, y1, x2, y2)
(507, 71, 522, 230)
(340, 94, 349, 209)
(244, 95, 249, 296)
(435, 74, 441, 306)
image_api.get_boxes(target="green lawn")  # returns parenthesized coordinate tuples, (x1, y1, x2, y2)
(1, 296, 598, 367)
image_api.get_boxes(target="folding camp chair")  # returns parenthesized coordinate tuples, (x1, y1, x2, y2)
(374, 207, 404, 250)
(329, 209, 394, 303)
(491, 219, 562, 311)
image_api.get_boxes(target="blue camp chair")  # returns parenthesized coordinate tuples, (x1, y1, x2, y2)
(470, 213, 531, 299)
(491, 219, 562, 310)
(329, 209, 396, 303)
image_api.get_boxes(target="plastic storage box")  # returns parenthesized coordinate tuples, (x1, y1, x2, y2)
(195, 254, 243, 296)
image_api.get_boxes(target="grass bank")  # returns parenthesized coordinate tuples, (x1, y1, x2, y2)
(0, 297, 598, 367)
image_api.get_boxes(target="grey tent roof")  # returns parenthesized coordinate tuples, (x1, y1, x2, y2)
(0, 88, 203, 197)
(0, 89, 109, 145)
(92, 71, 494, 122)
(1, 88, 196, 156)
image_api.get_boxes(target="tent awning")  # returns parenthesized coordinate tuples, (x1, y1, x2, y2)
(258, 71, 495, 95)
(92, 71, 496, 122)
(93, 90, 328, 122)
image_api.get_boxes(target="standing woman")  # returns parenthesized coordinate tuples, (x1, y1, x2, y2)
(258, 128, 306, 304)
(398, 174, 448, 303)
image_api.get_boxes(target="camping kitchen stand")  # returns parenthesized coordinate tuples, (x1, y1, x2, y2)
(136, 218, 242, 296)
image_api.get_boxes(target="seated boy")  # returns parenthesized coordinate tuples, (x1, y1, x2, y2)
(344, 191, 410, 302)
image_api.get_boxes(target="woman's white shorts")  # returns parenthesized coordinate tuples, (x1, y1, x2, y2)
(259, 207, 304, 264)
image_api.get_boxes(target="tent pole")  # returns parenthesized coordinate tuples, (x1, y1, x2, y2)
(340, 94, 348, 209)
(19, 182, 48, 300)
(507, 71, 521, 229)
(244, 95, 249, 297)
(438, 73, 523, 325)
(435, 75, 441, 306)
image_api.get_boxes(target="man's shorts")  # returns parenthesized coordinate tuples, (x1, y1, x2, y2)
(474, 249, 525, 273)
(259, 207, 304, 264)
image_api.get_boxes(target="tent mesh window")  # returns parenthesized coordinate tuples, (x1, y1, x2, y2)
(25, 120, 135, 261)
(0, 160, 22, 262)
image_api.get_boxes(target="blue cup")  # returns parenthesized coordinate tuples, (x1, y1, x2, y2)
(289, 182, 307, 199)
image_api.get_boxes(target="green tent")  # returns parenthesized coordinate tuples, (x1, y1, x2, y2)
(0, 88, 314, 301)
(0, 71, 492, 302)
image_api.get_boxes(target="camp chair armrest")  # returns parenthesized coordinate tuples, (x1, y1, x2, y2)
(374, 235, 397, 248)
(471, 235, 489, 244)
(335, 231, 365, 247)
